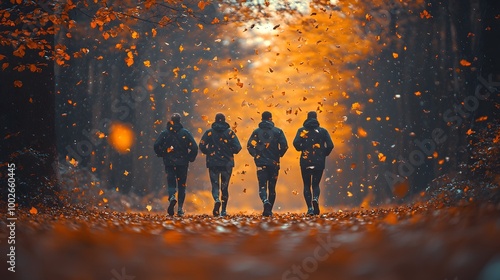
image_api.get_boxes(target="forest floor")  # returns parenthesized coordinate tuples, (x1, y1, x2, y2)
(1, 180, 500, 280)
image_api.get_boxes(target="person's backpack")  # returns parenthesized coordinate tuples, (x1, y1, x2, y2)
(256, 128, 275, 151)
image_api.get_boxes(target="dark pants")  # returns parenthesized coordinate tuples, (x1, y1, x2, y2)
(209, 166, 232, 204)
(257, 165, 279, 205)
(301, 167, 323, 208)
(165, 165, 188, 208)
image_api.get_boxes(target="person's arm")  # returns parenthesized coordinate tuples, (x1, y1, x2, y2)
(278, 129, 288, 157)
(153, 131, 167, 157)
(186, 130, 198, 162)
(229, 130, 242, 154)
(199, 130, 209, 155)
(246, 129, 259, 158)
(292, 128, 305, 152)
(323, 128, 334, 156)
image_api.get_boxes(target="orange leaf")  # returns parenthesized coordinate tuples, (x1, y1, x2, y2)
(460, 59, 471, 67)
(211, 17, 220, 24)
(2, 63, 8, 71)
(29, 207, 38, 215)
(14, 80, 23, 88)
(198, 1, 206, 10)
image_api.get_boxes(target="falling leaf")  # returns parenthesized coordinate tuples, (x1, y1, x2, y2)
(198, 1, 206, 10)
(460, 59, 471, 67)
(29, 207, 38, 215)
(378, 153, 386, 162)
(300, 130, 308, 138)
(414, 91, 422, 96)
(392, 53, 399, 59)
(183, 111, 189, 116)
(69, 158, 78, 167)
(357, 127, 368, 137)
(211, 17, 220, 24)
(201, 115, 209, 121)
(2, 62, 9, 70)
(144, 60, 151, 67)
(131, 31, 139, 39)
(420, 10, 432, 19)
(273, 24, 280, 30)
(99, 189, 104, 196)
(124, 170, 129, 176)
(179, 45, 184, 52)
(347, 191, 353, 197)
(14, 80, 23, 88)
(146, 205, 152, 212)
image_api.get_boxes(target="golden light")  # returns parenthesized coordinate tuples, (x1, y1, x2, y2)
(108, 122, 135, 154)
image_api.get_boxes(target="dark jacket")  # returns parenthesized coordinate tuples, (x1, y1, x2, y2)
(154, 121, 198, 166)
(293, 118, 334, 170)
(247, 120, 288, 168)
(199, 121, 242, 168)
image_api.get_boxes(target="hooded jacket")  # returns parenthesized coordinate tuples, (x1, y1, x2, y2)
(199, 121, 242, 168)
(154, 121, 198, 166)
(293, 118, 334, 170)
(247, 120, 288, 168)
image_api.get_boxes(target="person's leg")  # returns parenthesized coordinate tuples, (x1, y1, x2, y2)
(176, 165, 188, 215)
(257, 166, 268, 203)
(257, 166, 272, 216)
(311, 169, 323, 201)
(209, 167, 221, 202)
(301, 167, 313, 214)
(267, 165, 279, 207)
(220, 166, 232, 215)
(165, 165, 177, 216)
(311, 169, 323, 215)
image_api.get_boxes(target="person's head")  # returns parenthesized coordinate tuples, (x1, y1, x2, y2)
(261, 111, 272, 121)
(215, 112, 225, 122)
(171, 113, 181, 123)
(307, 111, 317, 119)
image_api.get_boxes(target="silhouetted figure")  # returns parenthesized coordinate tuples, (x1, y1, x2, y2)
(247, 111, 288, 217)
(199, 113, 242, 217)
(293, 111, 334, 215)
(154, 113, 198, 216)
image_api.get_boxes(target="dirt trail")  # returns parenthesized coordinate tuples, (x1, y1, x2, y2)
(1, 200, 500, 280)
